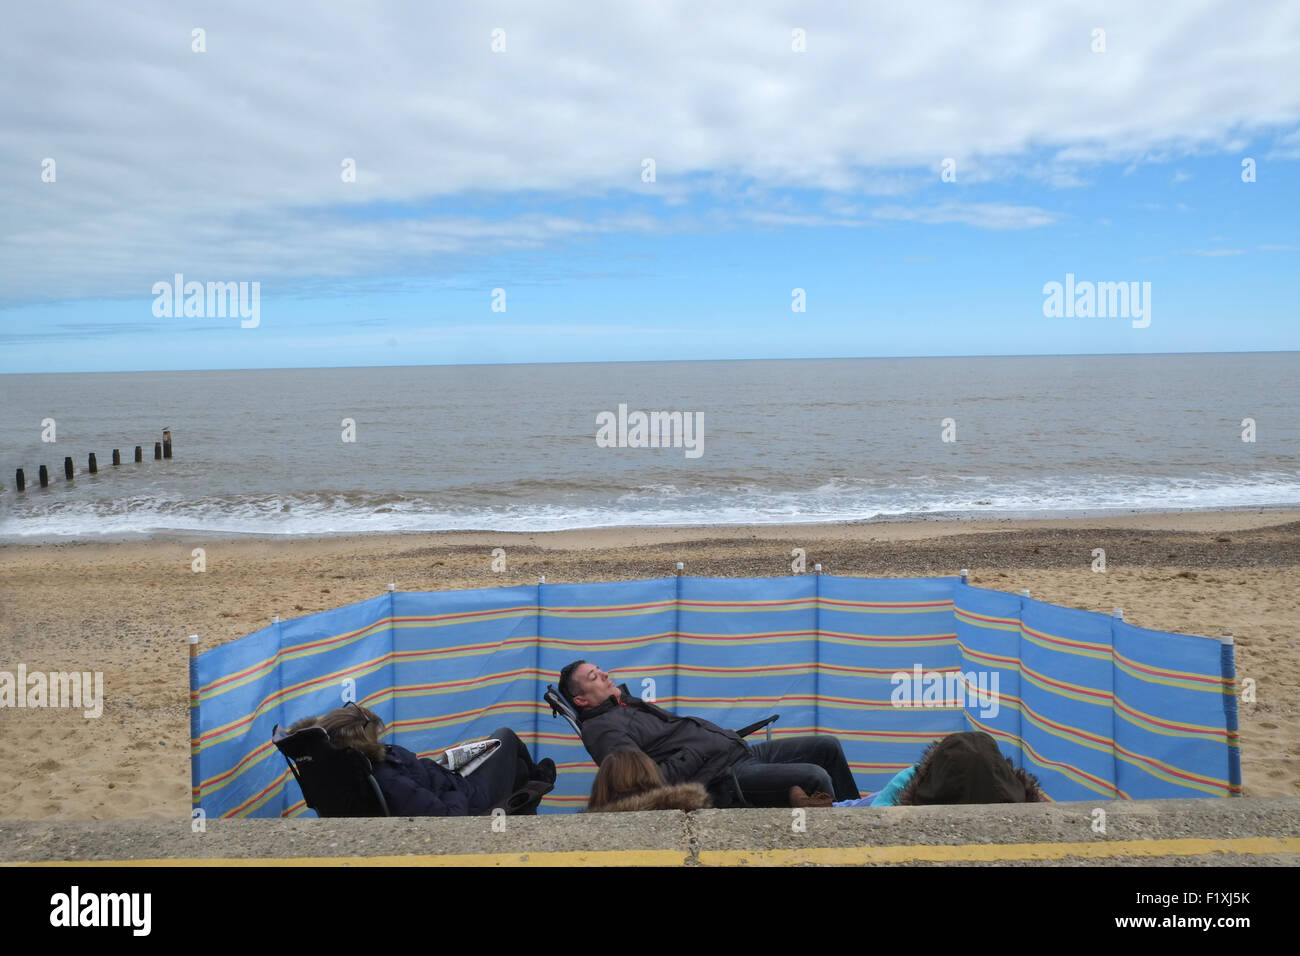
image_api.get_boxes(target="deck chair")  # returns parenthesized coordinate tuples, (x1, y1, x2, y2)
(544, 683, 780, 808)
(272, 724, 390, 817)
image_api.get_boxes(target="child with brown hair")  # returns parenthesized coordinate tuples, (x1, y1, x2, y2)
(586, 746, 712, 812)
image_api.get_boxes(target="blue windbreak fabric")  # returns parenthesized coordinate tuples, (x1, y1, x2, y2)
(191, 575, 1240, 817)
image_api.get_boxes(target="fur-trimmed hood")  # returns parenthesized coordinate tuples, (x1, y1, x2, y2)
(897, 732, 1046, 805)
(590, 783, 712, 813)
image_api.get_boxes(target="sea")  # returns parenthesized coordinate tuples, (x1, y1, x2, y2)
(1, 353, 1297, 542)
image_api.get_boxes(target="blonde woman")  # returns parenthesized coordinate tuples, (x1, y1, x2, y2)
(290, 704, 555, 816)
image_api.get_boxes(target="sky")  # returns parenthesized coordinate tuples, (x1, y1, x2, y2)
(1, 0, 1298, 373)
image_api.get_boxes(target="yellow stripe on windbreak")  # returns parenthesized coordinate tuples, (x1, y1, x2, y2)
(12, 837, 1299, 868)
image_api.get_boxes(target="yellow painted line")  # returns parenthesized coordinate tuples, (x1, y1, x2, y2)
(8, 836, 1299, 867)
(700, 836, 1300, 866)
(9, 849, 689, 868)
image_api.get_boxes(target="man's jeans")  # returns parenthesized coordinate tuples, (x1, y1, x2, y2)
(729, 735, 860, 806)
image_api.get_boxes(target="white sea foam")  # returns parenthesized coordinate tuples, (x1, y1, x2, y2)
(3, 472, 1298, 541)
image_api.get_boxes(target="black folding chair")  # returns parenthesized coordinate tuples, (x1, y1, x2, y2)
(272, 724, 390, 817)
(544, 683, 780, 808)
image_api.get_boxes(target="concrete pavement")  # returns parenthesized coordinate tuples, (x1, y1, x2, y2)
(3, 798, 1298, 866)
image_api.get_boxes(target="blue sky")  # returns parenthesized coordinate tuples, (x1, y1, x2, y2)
(2, 1, 1298, 373)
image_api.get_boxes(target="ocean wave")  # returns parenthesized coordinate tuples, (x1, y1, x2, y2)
(2, 472, 1299, 540)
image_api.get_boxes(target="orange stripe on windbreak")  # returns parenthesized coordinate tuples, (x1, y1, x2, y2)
(832, 728, 953, 742)
(207, 653, 541, 747)
(966, 609, 1227, 694)
(539, 601, 676, 614)
(678, 629, 817, 641)
(226, 770, 291, 818)
(199, 656, 391, 744)
(394, 605, 538, 625)
(1016, 703, 1114, 751)
(1113, 651, 1230, 689)
(1019, 660, 1112, 704)
(816, 598, 954, 610)
(537, 633, 677, 649)
(1113, 698, 1228, 738)
(389, 635, 536, 658)
(204, 602, 540, 697)
(955, 608, 1020, 627)
(1020, 622, 1110, 655)
(665, 662, 956, 679)
(397, 667, 541, 694)
(674, 695, 815, 708)
(679, 598, 953, 612)
(668, 662, 811, 676)
(387, 700, 541, 733)
(818, 630, 957, 643)
(678, 598, 815, 609)
(1112, 740, 1229, 792)
(1010, 693, 1229, 793)
(202, 618, 392, 694)
(202, 741, 276, 790)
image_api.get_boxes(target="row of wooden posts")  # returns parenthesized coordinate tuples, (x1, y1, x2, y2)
(13, 430, 173, 492)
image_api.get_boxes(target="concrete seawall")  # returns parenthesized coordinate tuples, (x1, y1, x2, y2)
(3, 798, 1298, 866)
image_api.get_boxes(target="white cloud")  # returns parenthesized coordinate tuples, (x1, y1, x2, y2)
(2, 0, 1298, 302)
(872, 203, 1058, 229)
(1265, 127, 1300, 159)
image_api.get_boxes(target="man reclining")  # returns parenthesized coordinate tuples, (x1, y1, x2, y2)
(559, 660, 860, 807)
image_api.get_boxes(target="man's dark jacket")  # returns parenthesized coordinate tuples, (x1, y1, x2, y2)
(576, 685, 750, 793)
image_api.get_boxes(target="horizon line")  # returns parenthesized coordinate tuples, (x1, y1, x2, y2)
(2, 348, 1298, 377)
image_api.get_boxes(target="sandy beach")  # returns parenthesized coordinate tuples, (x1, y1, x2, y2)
(1, 510, 1297, 820)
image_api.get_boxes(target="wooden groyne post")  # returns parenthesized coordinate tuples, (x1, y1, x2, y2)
(11, 427, 174, 493)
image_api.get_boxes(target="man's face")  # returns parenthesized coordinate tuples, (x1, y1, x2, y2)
(571, 662, 618, 709)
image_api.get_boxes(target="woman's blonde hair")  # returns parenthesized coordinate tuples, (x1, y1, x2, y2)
(288, 704, 386, 764)
(587, 747, 666, 811)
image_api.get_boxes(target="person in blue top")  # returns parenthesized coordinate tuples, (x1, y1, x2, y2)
(791, 731, 1045, 807)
